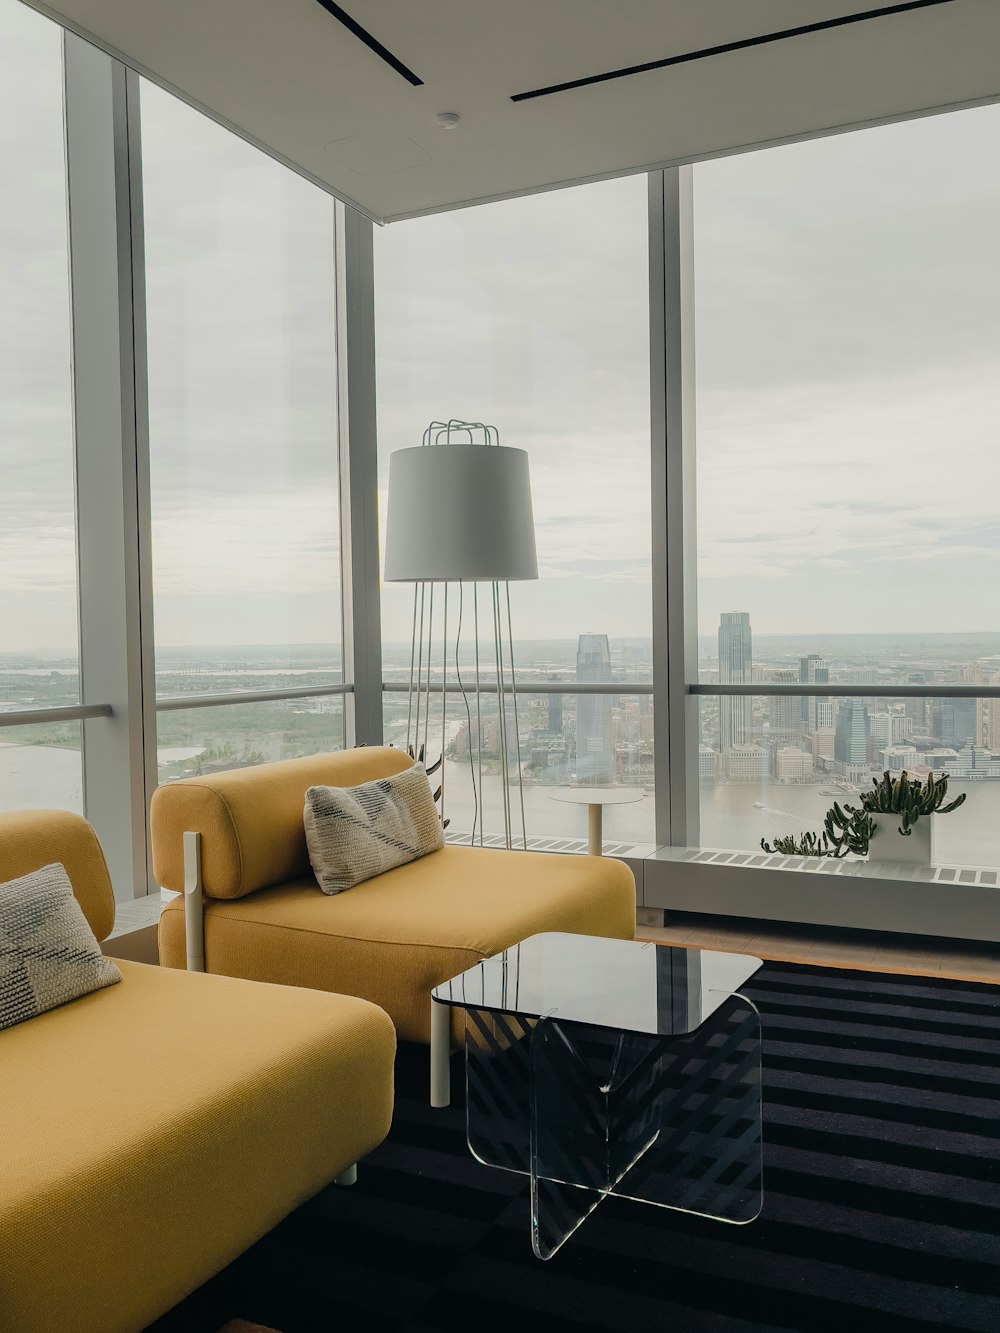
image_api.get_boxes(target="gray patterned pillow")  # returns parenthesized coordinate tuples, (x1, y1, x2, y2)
(304, 762, 444, 894)
(0, 862, 122, 1031)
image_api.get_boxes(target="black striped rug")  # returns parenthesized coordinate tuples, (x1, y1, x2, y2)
(149, 963, 1000, 1333)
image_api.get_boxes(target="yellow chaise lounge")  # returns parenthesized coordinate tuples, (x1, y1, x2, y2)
(0, 809, 395, 1333)
(153, 746, 636, 1104)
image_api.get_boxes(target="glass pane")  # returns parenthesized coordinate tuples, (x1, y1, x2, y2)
(156, 698, 344, 784)
(0, 1, 78, 686)
(698, 694, 999, 868)
(375, 176, 650, 652)
(155, 645, 344, 700)
(382, 688, 654, 847)
(0, 723, 83, 814)
(694, 105, 1000, 677)
(141, 80, 343, 699)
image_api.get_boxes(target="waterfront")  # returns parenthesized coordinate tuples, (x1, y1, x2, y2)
(4, 627, 1000, 872)
(7, 740, 996, 872)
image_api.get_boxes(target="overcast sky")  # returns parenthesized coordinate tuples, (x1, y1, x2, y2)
(2, 0, 999, 657)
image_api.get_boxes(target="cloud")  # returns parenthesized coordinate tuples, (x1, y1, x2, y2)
(4, 6, 999, 650)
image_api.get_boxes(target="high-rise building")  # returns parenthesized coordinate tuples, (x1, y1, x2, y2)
(891, 712, 914, 744)
(815, 699, 836, 730)
(799, 654, 829, 732)
(810, 727, 837, 761)
(835, 698, 869, 768)
(905, 674, 932, 731)
(766, 668, 801, 744)
(973, 670, 1000, 749)
(576, 633, 614, 783)
(984, 694, 1000, 750)
(547, 678, 563, 736)
(718, 611, 752, 751)
(932, 697, 977, 749)
(868, 713, 892, 747)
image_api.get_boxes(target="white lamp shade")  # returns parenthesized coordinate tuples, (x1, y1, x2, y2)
(384, 445, 538, 582)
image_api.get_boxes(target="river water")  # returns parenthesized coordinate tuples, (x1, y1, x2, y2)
(434, 760, 1000, 868)
(2, 742, 996, 871)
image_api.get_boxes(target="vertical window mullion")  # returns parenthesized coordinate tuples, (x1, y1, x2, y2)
(336, 201, 383, 747)
(64, 35, 153, 897)
(650, 167, 699, 849)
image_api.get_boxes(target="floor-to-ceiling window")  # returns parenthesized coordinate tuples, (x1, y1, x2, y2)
(692, 103, 1000, 866)
(375, 176, 654, 848)
(140, 80, 347, 782)
(4, 0, 998, 904)
(0, 0, 81, 813)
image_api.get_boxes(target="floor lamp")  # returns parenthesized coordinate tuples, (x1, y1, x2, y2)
(383, 420, 538, 848)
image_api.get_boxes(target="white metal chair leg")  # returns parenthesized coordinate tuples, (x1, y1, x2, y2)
(334, 1163, 357, 1187)
(430, 996, 451, 1108)
(182, 830, 205, 973)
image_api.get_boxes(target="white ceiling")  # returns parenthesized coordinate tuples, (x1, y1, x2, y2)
(27, 0, 1000, 223)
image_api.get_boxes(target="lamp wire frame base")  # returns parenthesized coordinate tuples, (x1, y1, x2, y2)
(403, 420, 528, 850)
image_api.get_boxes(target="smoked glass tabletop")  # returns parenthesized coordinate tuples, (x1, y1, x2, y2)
(432, 932, 762, 1037)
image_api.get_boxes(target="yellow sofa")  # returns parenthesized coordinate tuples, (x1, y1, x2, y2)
(0, 808, 395, 1333)
(153, 747, 636, 1098)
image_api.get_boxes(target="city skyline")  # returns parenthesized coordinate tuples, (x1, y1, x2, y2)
(699, 609, 1000, 787)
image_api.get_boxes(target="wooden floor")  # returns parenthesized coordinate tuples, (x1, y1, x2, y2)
(636, 911, 1000, 984)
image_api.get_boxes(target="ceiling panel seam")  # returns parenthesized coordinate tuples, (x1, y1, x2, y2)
(313, 0, 424, 86)
(510, 0, 957, 102)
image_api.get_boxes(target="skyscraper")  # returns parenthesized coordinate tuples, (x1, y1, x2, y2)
(576, 633, 614, 783)
(932, 698, 977, 749)
(718, 611, 752, 751)
(547, 677, 563, 735)
(766, 668, 800, 744)
(835, 699, 869, 769)
(799, 654, 830, 732)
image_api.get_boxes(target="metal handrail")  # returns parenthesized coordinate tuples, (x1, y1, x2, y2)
(155, 683, 353, 711)
(688, 683, 1000, 698)
(382, 680, 999, 699)
(381, 680, 653, 695)
(0, 703, 112, 728)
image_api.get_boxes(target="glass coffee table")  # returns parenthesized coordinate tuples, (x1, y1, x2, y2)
(432, 932, 763, 1259)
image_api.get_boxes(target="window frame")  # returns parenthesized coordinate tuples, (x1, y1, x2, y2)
(10, 13, 1000, 904)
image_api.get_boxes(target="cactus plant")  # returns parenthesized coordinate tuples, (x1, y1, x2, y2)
(846, 769, 965, 837)
(761, 770, 964, 858)
(760, 830, 842, 857)
(823, 801, 876, 856)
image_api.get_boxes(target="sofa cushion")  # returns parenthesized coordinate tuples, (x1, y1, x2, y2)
(0, 809, 115, 942)
(304, 763, 444, 894)
(0, 959, 395, 1333)
(151, 747, 414, 900)
(159, 843, 636, 1043)
(0, 863, 122, 1032)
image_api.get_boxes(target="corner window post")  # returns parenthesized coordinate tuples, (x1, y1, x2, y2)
(64, 36, 156, 895)
(650, 167, 699, 849)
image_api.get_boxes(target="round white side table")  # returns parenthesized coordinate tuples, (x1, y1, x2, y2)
(549, 786, 644, 855)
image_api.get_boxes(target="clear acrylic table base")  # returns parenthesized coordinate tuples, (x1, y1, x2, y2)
(464, 994, 762, 1260)
(465, 1006, 535, 1174)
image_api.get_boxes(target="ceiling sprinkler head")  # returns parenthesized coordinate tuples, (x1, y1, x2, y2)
(435, 111, 461, 129)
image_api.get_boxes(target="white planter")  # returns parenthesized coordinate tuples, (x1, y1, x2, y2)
(867, 812, 934, 867)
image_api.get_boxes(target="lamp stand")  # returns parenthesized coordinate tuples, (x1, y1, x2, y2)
(402, 420, 529, 850)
